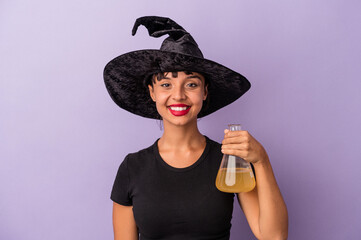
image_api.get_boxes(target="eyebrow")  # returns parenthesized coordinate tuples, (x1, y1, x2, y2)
(186, 75, 202, 81)
(161, 75, 202, 80)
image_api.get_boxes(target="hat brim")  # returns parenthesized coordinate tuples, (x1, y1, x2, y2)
(103, 50, 251, 119)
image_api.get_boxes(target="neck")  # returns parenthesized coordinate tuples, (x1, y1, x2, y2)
(159, 119, 205, 149)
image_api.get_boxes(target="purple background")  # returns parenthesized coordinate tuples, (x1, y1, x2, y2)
(1, 0, 360, 239)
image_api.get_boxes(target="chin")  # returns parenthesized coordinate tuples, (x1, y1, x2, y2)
(163, 115, 198, 127)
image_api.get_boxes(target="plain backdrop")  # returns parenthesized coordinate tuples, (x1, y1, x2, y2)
(1, 0, 360, 239)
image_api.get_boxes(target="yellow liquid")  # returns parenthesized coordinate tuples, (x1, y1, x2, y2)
(215, 168, 256, 193)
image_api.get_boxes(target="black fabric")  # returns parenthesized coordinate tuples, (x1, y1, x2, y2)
(103, 16, 251, 119)
(111, 136, 235, 240)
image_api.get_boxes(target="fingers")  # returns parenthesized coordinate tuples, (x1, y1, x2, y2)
(221, 130, 253, 161)
(222, 130, 251, 145)
(221, 148, 251, 161)
(221, 129, 267, 164)
(221, 138, 254, 162)
(223, 129, 250, 138)
(221, 143, 250, 151)
(222, 136, 249, 145)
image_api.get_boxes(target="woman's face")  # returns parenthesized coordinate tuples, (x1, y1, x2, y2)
(148, 71, 208, 127)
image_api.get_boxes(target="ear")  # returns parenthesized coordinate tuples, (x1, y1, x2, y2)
(148, 84, 156, 102)
(203, 84, 208, 101)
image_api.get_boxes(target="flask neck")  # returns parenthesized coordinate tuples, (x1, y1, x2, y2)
(228, 124, 241, 131)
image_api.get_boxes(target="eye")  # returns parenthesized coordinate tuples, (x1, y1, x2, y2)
(160, 83, 171, 88)
(187, 83, 198, 88)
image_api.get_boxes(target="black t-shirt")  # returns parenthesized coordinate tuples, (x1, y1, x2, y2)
(111, 136, 235, 240)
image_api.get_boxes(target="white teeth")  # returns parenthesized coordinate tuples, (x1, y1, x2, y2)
(170, 107, 188, 111)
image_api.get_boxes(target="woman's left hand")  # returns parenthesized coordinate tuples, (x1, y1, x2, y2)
(221, 129, 268, 165)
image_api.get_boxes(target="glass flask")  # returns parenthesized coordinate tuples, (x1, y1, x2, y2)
(215, 124, 256, 193)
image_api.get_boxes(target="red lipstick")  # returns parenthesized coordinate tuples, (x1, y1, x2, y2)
(168, 104, 191, 116)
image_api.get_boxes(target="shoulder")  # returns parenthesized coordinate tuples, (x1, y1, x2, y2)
(204, 136, 223, 161)
(205, 136, 222, 150)
(124, 140, 157, 168)
(126, 143, 154, 160)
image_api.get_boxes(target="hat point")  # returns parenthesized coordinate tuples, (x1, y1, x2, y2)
(131, 16, 187, 39)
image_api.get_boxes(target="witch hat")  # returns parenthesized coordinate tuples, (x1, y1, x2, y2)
(104, 16, 251, 119)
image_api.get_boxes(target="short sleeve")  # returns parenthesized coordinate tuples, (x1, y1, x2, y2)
(110, 155, 132, 206)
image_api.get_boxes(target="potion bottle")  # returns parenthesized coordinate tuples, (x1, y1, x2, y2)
(215, 124, 256, 193)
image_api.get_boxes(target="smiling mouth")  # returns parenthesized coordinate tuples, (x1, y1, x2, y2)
(168, 104, 191, 116)
(169, 106, 190, 111)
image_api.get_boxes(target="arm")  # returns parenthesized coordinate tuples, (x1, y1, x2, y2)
(222, 130, 288, 240)
(112, 202, 139, 240)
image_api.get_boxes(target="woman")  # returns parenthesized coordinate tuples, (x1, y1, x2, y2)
(104, 16, 288, 240)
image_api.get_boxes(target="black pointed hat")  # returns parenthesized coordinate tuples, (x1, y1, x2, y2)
(104, 16, 251, 119)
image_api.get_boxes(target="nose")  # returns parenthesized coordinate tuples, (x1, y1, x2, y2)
(172, 85, 186, 101)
